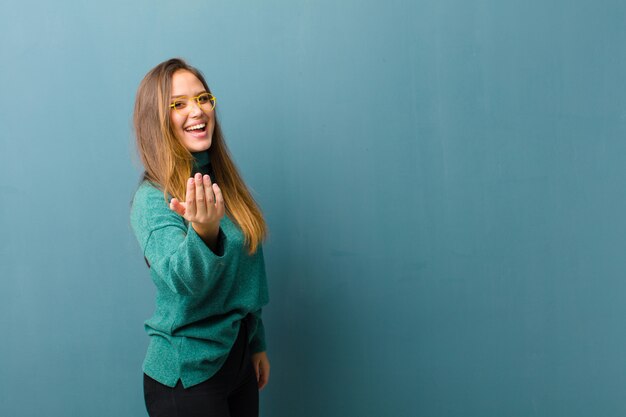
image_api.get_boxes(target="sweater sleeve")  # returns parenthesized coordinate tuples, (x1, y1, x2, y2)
(248, 308, 267, 353)
(131, 182, 228, 296)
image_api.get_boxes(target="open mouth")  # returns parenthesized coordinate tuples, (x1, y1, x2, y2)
(185, 123, 207, 133)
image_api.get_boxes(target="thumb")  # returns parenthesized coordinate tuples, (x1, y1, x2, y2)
(169, 198, 186, 216)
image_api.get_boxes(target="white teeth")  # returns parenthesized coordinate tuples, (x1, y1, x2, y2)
(185, 123, 206, 131)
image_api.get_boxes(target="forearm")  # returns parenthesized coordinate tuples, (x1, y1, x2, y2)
(144, 223, 227, 295)
(192, 221, 221, 253)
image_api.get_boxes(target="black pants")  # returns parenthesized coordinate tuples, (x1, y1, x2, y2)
(143, 319, 258, 417)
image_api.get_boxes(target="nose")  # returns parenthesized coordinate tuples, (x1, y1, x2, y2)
(187, 100, 203, 116)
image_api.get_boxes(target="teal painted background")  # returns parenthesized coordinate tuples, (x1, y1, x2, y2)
(1, 1, 626, 416)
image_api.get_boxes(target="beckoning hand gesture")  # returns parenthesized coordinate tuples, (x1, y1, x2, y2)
(169, 173, 225, 249)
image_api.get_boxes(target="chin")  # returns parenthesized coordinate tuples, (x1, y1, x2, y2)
(193, 142, 211, 152)
(182, 137, 212, 153)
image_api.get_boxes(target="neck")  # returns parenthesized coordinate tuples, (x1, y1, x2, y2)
(191, 149, 214, 177)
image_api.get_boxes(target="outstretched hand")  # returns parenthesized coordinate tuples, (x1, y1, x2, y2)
(170, 173, 224, 245)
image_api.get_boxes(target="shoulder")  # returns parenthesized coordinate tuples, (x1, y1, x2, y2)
(130, 181, 176, 231)
(132, 181, 168, 210)
(133, 180, 164, 198)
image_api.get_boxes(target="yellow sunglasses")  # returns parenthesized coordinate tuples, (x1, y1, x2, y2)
(170, 92, 216, 114)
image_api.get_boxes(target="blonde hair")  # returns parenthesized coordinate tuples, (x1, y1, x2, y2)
(133, 58, 267, 254)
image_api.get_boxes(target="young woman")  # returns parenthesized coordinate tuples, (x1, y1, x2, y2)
(130, 58, 270, 417)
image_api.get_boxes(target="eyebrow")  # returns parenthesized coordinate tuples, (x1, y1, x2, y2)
(170, 91, 207, 99)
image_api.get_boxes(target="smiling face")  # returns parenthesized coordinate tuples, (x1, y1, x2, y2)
(169, 70, 215, 153)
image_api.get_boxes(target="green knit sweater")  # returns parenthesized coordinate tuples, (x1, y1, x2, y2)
(130, 151, 269, 388)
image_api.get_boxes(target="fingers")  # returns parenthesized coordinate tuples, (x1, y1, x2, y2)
(213, 183, 224, 218)
(259, 358, 270, 390)
(184, 173, 223, 224)
(203, 174, 215, 205)
(185, 177, 196, 217)
(251, 354, 270, 390)
(194, 173, 206, 215)
(253, 359, 260, 383)
(169, 198, 186, 216)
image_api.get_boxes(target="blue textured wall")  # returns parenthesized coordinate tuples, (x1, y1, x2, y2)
(1, 1, 626, 416)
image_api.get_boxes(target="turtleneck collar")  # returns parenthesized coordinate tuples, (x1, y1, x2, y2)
(191, 150, 215, 178)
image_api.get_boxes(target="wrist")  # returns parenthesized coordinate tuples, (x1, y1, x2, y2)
(192, 222, 220, 251)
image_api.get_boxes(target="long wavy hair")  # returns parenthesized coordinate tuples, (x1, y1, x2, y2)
(133, 58, 267, 254)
